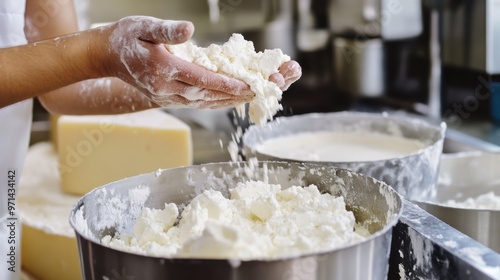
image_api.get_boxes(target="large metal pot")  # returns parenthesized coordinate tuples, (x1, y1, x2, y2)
(69, 161, 402, 280)
(333, 37, 385, 97)
(242, 112, 446, 201)
(416, 151, 500, 253)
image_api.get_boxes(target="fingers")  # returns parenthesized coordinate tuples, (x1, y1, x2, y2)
(124, 16, 194, 45)
(151, 94, 251, 109)
(148, 80, 253, 109)
(280, 60, 302, 83)
(156, 96, 249, 109)
(276, 60, 302, 91)
(280, 61, 301, 78)
(269, 73, 285, 89)
(167, 53, 253, 96)
(267, 61, 302, 91)
(165, 80, 254, 101)
(155, 20, 194, 44)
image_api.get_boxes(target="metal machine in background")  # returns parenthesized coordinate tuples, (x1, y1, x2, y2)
(276, 0, 500, 125)
(85, 0, 285, 46)
(228, 0, 431, 116)
(329, 0, 423, 99)
(440, 0, 500, 124)
(66, 0, 500, 122)
(80, 0, 500, 122)
(24, 1, 499, 279)
(442, 0, 500, 76)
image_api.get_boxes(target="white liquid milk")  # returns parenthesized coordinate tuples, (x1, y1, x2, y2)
(257, 131, 425, 162)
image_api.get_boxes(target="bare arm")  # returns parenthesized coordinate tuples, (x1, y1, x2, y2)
(1, 27, 155, 113)
(39, 78, 157, 114)
(0, 29, 98, 107)
(11, 0, 252, 113)
(3, 0, 301, 114)
(23, 0, 158, 114)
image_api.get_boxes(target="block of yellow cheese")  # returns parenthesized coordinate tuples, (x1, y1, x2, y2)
(19, 143, 82, 280)
(49, 114, 59, 148)
(57, 109, 193, 195)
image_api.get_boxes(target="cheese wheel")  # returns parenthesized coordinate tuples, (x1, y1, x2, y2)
(20, 109, 193, 279)
(57, 109, 192, 195)
(22, 226, 80, 280)
(19, 143, 81, 280)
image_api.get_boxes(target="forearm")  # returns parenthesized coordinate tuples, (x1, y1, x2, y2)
(0, 31, 100, 108)
(39, 78, 157, 115)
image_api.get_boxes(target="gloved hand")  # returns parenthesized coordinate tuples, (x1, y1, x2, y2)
(97, 16, 301, 109)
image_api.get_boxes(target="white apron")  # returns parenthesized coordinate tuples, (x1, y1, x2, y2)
(0, 1, 32, 280)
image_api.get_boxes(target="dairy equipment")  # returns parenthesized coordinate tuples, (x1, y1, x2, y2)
(82, 0, 500, 121)
(34, 1, 500, 278)
(71, 162, 403, 280)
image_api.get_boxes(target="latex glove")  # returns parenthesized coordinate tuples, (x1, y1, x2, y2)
(99, 16, 255, 109)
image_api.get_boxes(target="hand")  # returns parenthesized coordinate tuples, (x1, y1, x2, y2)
(269, 60, 302, 91)
(96, 16, 255, 109)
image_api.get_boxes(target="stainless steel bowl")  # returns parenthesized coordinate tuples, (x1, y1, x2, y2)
(242, 112, 446, 201)
(416, 152, 500, 253)
(69, 161, 402, 280)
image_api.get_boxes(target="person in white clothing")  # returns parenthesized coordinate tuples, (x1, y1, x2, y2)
(0, 1, 302, 279)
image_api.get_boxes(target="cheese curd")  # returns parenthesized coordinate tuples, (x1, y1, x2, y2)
(168, 33, 290, 125)
(102, 181, 368, 260)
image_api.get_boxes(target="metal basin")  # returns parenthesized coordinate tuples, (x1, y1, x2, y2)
(415, 152, 500, 253)
(242, 112, 446, 201)
(69, 161, 402, 280)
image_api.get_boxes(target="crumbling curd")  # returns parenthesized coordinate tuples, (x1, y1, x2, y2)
(167, 33, 290, 125)
(102, 181, 368, 259)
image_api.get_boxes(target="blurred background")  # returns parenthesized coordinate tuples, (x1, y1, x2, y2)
(33, 0, 500, 151)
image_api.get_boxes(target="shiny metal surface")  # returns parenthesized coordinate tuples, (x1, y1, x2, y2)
(416, 152, 500, 252)
(242, 112, 446, 201)
(443, 129, 500, 154)
(427, 8, 442, 119)
(442, 0, 500, 74)
(391, 201, 500, 280)
(328, 0, 423, 40)
(70, 161, 402, 280)
(86, 0, 282, 40)
(333, 37, 385, 97)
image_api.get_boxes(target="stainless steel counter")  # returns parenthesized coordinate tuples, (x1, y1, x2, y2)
(447, 120, 500, 151)
(390, 117, 500, 279)
(390, 201, 500, 279)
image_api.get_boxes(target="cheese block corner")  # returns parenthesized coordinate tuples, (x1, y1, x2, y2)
(57, 109, 192, 195)
(49, 114, 60, 149)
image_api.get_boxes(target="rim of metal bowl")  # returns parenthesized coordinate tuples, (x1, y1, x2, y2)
(242, 111, 446, 165)
(69, 161, 404, 263)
